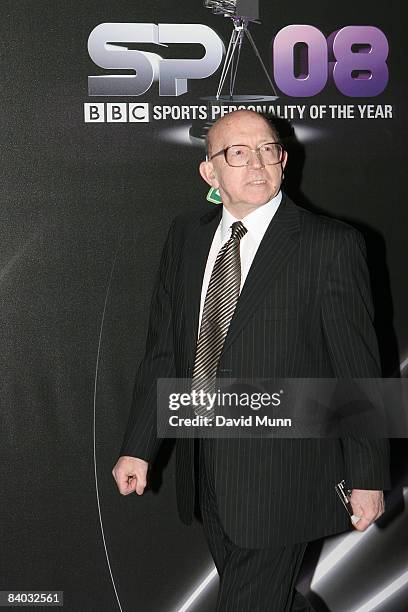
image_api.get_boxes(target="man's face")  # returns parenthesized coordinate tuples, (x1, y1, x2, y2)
(200, 112, 287, 216)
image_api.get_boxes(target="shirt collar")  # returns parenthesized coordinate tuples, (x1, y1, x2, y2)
(221, 190, 283, 244)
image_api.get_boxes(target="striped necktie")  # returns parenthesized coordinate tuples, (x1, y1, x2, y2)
(192, 221, 247, 418)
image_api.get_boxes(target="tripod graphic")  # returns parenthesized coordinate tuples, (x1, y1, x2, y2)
(216, 16, 278, 100)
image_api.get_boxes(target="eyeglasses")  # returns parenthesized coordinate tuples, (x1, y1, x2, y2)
(208, 142, 284, 167)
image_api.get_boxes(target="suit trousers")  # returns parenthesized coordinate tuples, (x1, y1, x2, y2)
(199, 439, 314, 612)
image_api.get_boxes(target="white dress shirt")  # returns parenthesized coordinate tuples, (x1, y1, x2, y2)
(198, 190, 282, 331)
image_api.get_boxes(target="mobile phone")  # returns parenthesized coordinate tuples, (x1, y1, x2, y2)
(335, 479, 361, 525)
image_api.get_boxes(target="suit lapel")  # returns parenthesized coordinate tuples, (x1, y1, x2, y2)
(184, 205, 222, 372)
(183, 196, 300, 369)
(221, 195, 300, 353)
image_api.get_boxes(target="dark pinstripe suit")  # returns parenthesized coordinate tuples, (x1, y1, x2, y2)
(120, 194, 390, 550)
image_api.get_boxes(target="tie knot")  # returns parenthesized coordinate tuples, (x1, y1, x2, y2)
(230, 221, 247, 242)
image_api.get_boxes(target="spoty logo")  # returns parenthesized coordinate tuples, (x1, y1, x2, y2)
(88, 23, 389, 98)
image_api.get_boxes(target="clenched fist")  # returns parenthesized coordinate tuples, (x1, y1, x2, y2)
(112, 456, 149, 496)
(349, 489, 385, 531)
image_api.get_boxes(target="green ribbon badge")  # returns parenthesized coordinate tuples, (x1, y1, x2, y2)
(206, 187, 222, 204)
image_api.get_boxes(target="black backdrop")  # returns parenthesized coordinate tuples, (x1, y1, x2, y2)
(1, 1, 407, 611)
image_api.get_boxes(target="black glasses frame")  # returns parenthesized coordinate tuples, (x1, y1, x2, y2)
(208, 142, 284, 167)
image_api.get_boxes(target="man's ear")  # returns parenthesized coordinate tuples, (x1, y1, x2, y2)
(199, 160, 219, 188)
(281, 149, 288, 171)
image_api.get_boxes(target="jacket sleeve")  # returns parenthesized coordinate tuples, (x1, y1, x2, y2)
(321, 228, 391, 490)
(119, 221, 176, 463)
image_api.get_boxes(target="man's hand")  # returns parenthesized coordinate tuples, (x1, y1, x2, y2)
(112, 456, 149, 496)
(349, 489, 384, 531)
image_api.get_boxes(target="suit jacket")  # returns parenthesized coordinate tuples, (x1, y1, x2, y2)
(120, 194, 391, 548)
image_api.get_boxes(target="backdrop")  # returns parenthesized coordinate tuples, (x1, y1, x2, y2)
(1, 1, 407, 611)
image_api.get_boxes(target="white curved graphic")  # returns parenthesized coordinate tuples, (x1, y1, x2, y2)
(93, 241, 124, 612)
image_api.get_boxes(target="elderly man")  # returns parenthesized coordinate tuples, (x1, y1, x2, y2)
(113, 110, 390, 611)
